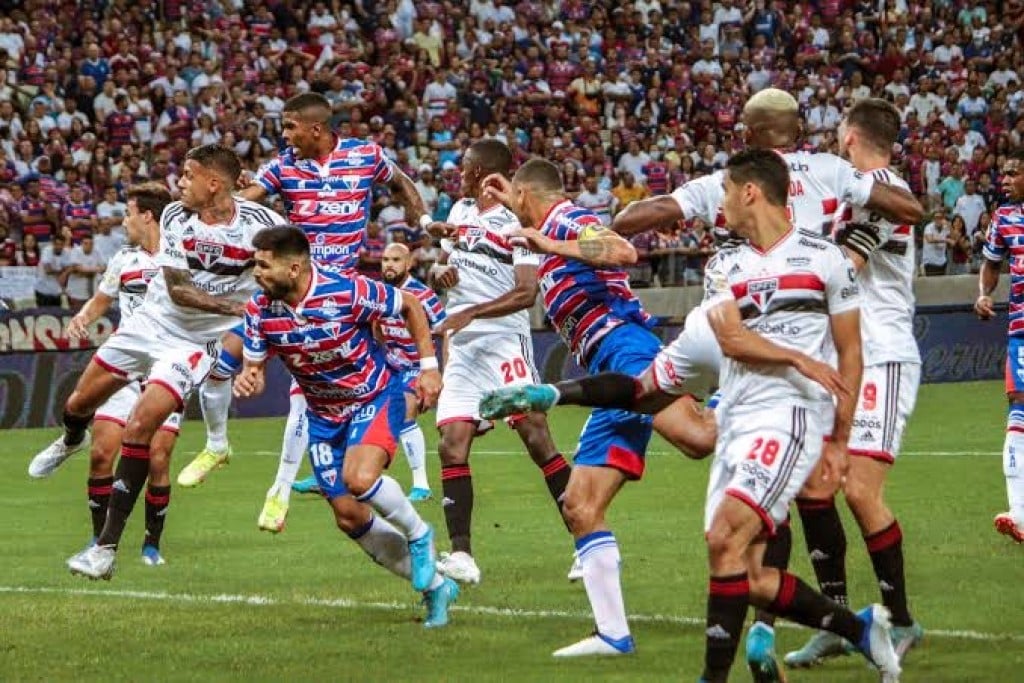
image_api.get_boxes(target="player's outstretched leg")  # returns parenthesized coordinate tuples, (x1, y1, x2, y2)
(141, 428, 176, 566)
(178, 335, 241, 488)
(260, 392, 309, 532)
(554, 466, 636, 658)
(479, 384, 559, 420)
(436, 421, 481, 584)
(996, 399, 1024, 542)
(30, 359, 126, 478)
(346, 445, 437, 592)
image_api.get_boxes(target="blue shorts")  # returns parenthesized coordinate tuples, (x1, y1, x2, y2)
(306, 379, 406, 500)
(1007, 337, 1024, 394)
(573, 323, 661, 480)
(400, 368, 420, 395)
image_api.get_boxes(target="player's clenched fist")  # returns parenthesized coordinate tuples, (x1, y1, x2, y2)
(417, 369, 442, 410)
(233, 365, 265, 398)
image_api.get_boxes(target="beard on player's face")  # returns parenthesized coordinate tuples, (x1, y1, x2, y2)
(381, 266, 406, 284)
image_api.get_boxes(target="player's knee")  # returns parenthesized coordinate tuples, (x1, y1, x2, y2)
(65, 391, 93, 418)
(123, 413, 160, 445)
(148, 446, 172, 478)
(89, 440, 118, 472)
(842, 474, 880, 512)
(343, 470, 378, 498)
(705, 520, 745, 564)
(746, 562, 777, 599)
(438, 435, 469, 466)
(562, 495, 601, 534)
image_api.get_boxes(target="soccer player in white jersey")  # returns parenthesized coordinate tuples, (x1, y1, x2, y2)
(609, 88, 924, 680)
(28, 183, 179, 567)
(30, 144, 286, 580)
(785, 98, 924, 669)
(575, 175, 618, 225)
(696, 149, 900, 683)
(424, 139, 573, 585)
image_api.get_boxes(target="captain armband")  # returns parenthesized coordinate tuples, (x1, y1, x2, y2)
(834, 222, 883, 261)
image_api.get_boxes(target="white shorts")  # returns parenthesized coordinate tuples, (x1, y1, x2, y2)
(705, 405, 827, 535)
(848, 362, 920, 463)
(651, 307, 722, 400)
(93, 316, 219, 410)
(437, 331, 539, 427)
(95, 382, 183, 433)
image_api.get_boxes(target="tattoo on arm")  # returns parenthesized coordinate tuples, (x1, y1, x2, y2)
(390, 172, 427, 222)
(163, 267, 245, 316)
(578, 236, 611, 263)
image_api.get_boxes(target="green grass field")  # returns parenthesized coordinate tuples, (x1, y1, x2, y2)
(2, 380, 1023, 682)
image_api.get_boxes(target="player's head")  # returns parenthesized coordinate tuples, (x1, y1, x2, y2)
(508, 158, 564, 224)
(742, 88, 800, 150)
(839, 98, 900, 160)
(179, 144, 242, 210)
(722, 149, 790, 236)
(1001, 149, 1024, 202)
(381, 243, 412, 285)
(124, 182, 172, 247)
(282, 93, 332, 159)
(252, 225, 311, 301)
(462, 139, 513, 199)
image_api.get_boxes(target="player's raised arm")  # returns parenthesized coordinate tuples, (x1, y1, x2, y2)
(611, 195, 684, 236)
(397, 289, 442, 408)
(386, 160, 432, 234)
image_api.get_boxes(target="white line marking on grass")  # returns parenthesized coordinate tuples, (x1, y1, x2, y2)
(253, 449, 1000, 458)
(2, 585, 1020, 643)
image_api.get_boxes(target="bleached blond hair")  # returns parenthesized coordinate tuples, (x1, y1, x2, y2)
(744, 88, 799, 115)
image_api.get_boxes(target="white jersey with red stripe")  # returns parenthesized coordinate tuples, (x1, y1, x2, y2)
(703, 227, 860, 417)
(97, 245, 159, 320)
(142, 198, 286, 342)
(442, 198, 539, 336)
(833, 168, 919, 365)
(671, 151, 861, 241)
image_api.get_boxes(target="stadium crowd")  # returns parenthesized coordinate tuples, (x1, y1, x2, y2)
(0, 0, 1021, 307)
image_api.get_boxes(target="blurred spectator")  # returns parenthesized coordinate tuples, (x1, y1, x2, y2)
(0, 224, 16, 265)
(576, 175, 617, 225)
(612, 172, 649, 211)
(358, 222, 385, 279)
(954, 178, 987, 235)
(947, 215, 972, 275)
(18, 232, 40, 267)
(922, 211, 951, 276)
(34, 233, 68, 307)
(64, 233, 105, 311)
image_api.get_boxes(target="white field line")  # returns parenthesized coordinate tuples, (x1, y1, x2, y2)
(1, 585, 1020, 643)
(250, 450, 1000, 458)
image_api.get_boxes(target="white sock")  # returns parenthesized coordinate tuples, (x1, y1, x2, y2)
(1004, 419, 1024, 523)
(200, 378, 232, 452)
(349, 515, 444, 592)
(400, 423, 430, 491)
(576, 531, 630, 640)
(356, 475, 429, 541)
(271, 393, 308, 504)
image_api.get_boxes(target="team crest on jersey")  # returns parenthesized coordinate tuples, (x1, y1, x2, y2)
(194, 241, 224, 268)
(321, 469, 337, 487)
(748, 278, 779, 312)
(341, 175, 362, 190)
(320, 297, 340, 316)
(462, 226, 486, 250)
(142, 268, 159, 281)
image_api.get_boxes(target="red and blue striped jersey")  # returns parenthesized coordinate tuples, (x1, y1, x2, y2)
(380, 275, 446, 371)
(537, 200, 651, 361)
(243, 267, 402, 423)
(255, 137, 395, 273)
(984, 204, 1024, 337)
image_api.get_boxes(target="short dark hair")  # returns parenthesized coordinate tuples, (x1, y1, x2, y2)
(126, 182, 172, 221)
(185, 144, 242, 185)
(726, 149, 790, 207)
(252, 225, 310, 258)
(282, 93, 331, 122)
(845, 98, 901, 153)
(1009, 148, 1024, 164)
(513, 158, 564, 193)
(468, 139, 513, 176)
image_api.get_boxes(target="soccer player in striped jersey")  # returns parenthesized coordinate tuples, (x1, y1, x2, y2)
(785, 98, 924, 670)
(977, 148, 1024, 544)
(38, 145, 286, 580)
(179, 93, 432, 532)
(235, 225, 458, 628)
(379, 243, 447, 501)
(479, 159, 658, 657)
(29, 183, 179, 567)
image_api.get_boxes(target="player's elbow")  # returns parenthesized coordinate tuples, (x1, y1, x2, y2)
(714, 329, 747, 361)
(615, 241, 638, 266)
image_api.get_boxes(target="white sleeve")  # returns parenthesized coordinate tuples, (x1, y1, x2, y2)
(833, 155, 874, 207)
(824, 248, 860, 315)
(670, 172, 723, 223)
(701, 252, 734, 309)
(155, 206, 188, 269)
